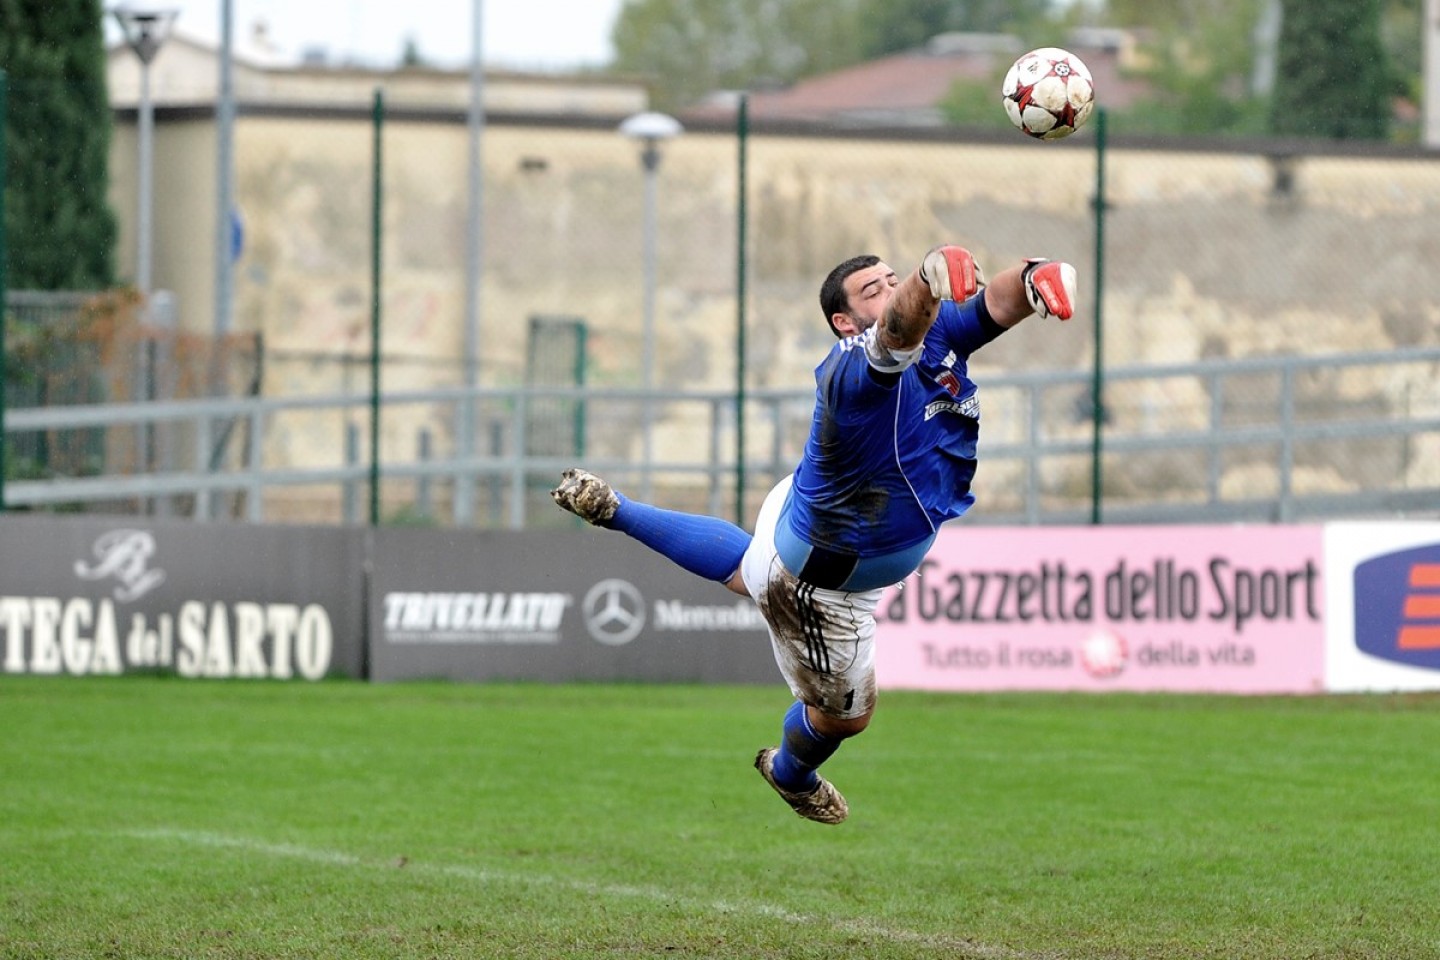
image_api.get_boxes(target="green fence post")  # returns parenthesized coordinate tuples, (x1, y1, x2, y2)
(734, 93, 748, 528)
(369, 88, 383, 528)
(1090, 107, 1107, 526)
(0, 71, 8, 512)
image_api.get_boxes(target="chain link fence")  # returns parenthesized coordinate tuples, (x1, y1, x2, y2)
(5, 85, 1440, 526)
(2, 288, 261, 514)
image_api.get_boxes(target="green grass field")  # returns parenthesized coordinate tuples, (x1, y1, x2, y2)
(2, 677, 1437, 959)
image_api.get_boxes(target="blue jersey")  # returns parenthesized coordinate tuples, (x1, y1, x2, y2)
(778, 295, 1005, 588)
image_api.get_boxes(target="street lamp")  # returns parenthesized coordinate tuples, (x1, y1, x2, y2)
(618, 111, 681, 499)
(112, 4, 178, 303)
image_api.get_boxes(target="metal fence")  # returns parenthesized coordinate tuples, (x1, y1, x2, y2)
(4, 86, 1440, 527)
(3, 344, 1437, 527)
(0, 288, 261, 514)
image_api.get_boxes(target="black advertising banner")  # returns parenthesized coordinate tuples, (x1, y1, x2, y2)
(0, 515, 366, 679)
(369, 528, 778, 684)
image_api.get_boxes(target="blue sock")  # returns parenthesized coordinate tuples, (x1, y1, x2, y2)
(606, 493, 751, 583)
(771, 700, 842, 792)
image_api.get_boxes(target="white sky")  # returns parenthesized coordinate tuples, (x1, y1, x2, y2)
(109, 0, 627, 71)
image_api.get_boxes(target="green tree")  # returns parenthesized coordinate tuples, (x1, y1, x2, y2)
(1269, 0, 1390, 139)
(1380, 0, 1423, 139)
(855, 0, 1054, 60)
(936, 76, 1015, 131)
(0, 0, 117, 289)
(1381, 0, 1422, 88)
(612, 0, 866, 111)
(612, 0, 1063, 112)
(1083, 0, 1272, 136)
(1077, 0, 1415, 139)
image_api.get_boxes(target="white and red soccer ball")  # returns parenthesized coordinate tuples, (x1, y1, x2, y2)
(1002, 47, 1096, 141)
(1080, 629, 1128, 679)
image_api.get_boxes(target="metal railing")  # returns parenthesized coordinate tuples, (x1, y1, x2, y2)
(979, 347, 1440, 524)
(3, 347, 1438, 527)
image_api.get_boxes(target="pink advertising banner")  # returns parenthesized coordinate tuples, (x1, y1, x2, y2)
(875, 525, 1325, 694)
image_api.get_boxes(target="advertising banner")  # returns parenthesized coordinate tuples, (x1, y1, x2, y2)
(369, 527, 778, 684)
(876, 525, 1326, 694)
(0, 515, 367, 679)
(14, 514, 1430, 695)
(1325, 521, 1440, 692)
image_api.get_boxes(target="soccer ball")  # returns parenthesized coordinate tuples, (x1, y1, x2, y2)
(1001, 47, 1095, 140)
(1080, 629, 1128, 679)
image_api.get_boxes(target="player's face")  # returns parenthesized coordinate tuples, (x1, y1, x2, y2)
(835, 262, 899, 336)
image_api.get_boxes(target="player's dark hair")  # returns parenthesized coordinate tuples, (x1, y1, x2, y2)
(819, 254, 881, 338)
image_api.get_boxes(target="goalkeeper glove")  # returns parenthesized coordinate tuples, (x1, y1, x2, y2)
(1021, 258, 1077, 321)
(919, 245, 985, 302)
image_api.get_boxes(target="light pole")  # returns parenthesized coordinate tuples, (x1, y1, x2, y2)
(215, 0, 235, 338)
(618, 111, 681, 499)
(112, 4, 178, 304)
(456, 0, 485, 526)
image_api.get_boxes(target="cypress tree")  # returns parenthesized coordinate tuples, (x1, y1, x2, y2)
(1269, 0, 1391, 140)
(0, 0, 117, 289)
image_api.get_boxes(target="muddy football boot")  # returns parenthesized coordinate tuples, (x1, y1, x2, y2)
(550, 468, 620, 525)
(754, 747, 849, 825)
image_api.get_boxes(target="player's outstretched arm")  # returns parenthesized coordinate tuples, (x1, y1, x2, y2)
(877, 245, 983, 354)
(984, 258, 1078, 328)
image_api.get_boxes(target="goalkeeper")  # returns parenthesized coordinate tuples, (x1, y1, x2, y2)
(552, 247, 1076, 824)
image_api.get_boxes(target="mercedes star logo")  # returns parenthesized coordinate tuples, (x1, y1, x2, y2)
(583, 578, 645, 646)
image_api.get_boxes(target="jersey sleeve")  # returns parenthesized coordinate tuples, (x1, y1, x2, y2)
(932, 293, 1007, 356)
(812, 334, 901, 425)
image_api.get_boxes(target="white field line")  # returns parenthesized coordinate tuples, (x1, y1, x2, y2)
(117, 827, 1042, 958)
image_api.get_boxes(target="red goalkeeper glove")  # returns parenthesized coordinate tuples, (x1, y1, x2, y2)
(1022, 258, 1078, 321)
(919, 245, 985, 302)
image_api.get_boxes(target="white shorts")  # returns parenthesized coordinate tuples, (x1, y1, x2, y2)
(740, 476, 882, 720)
